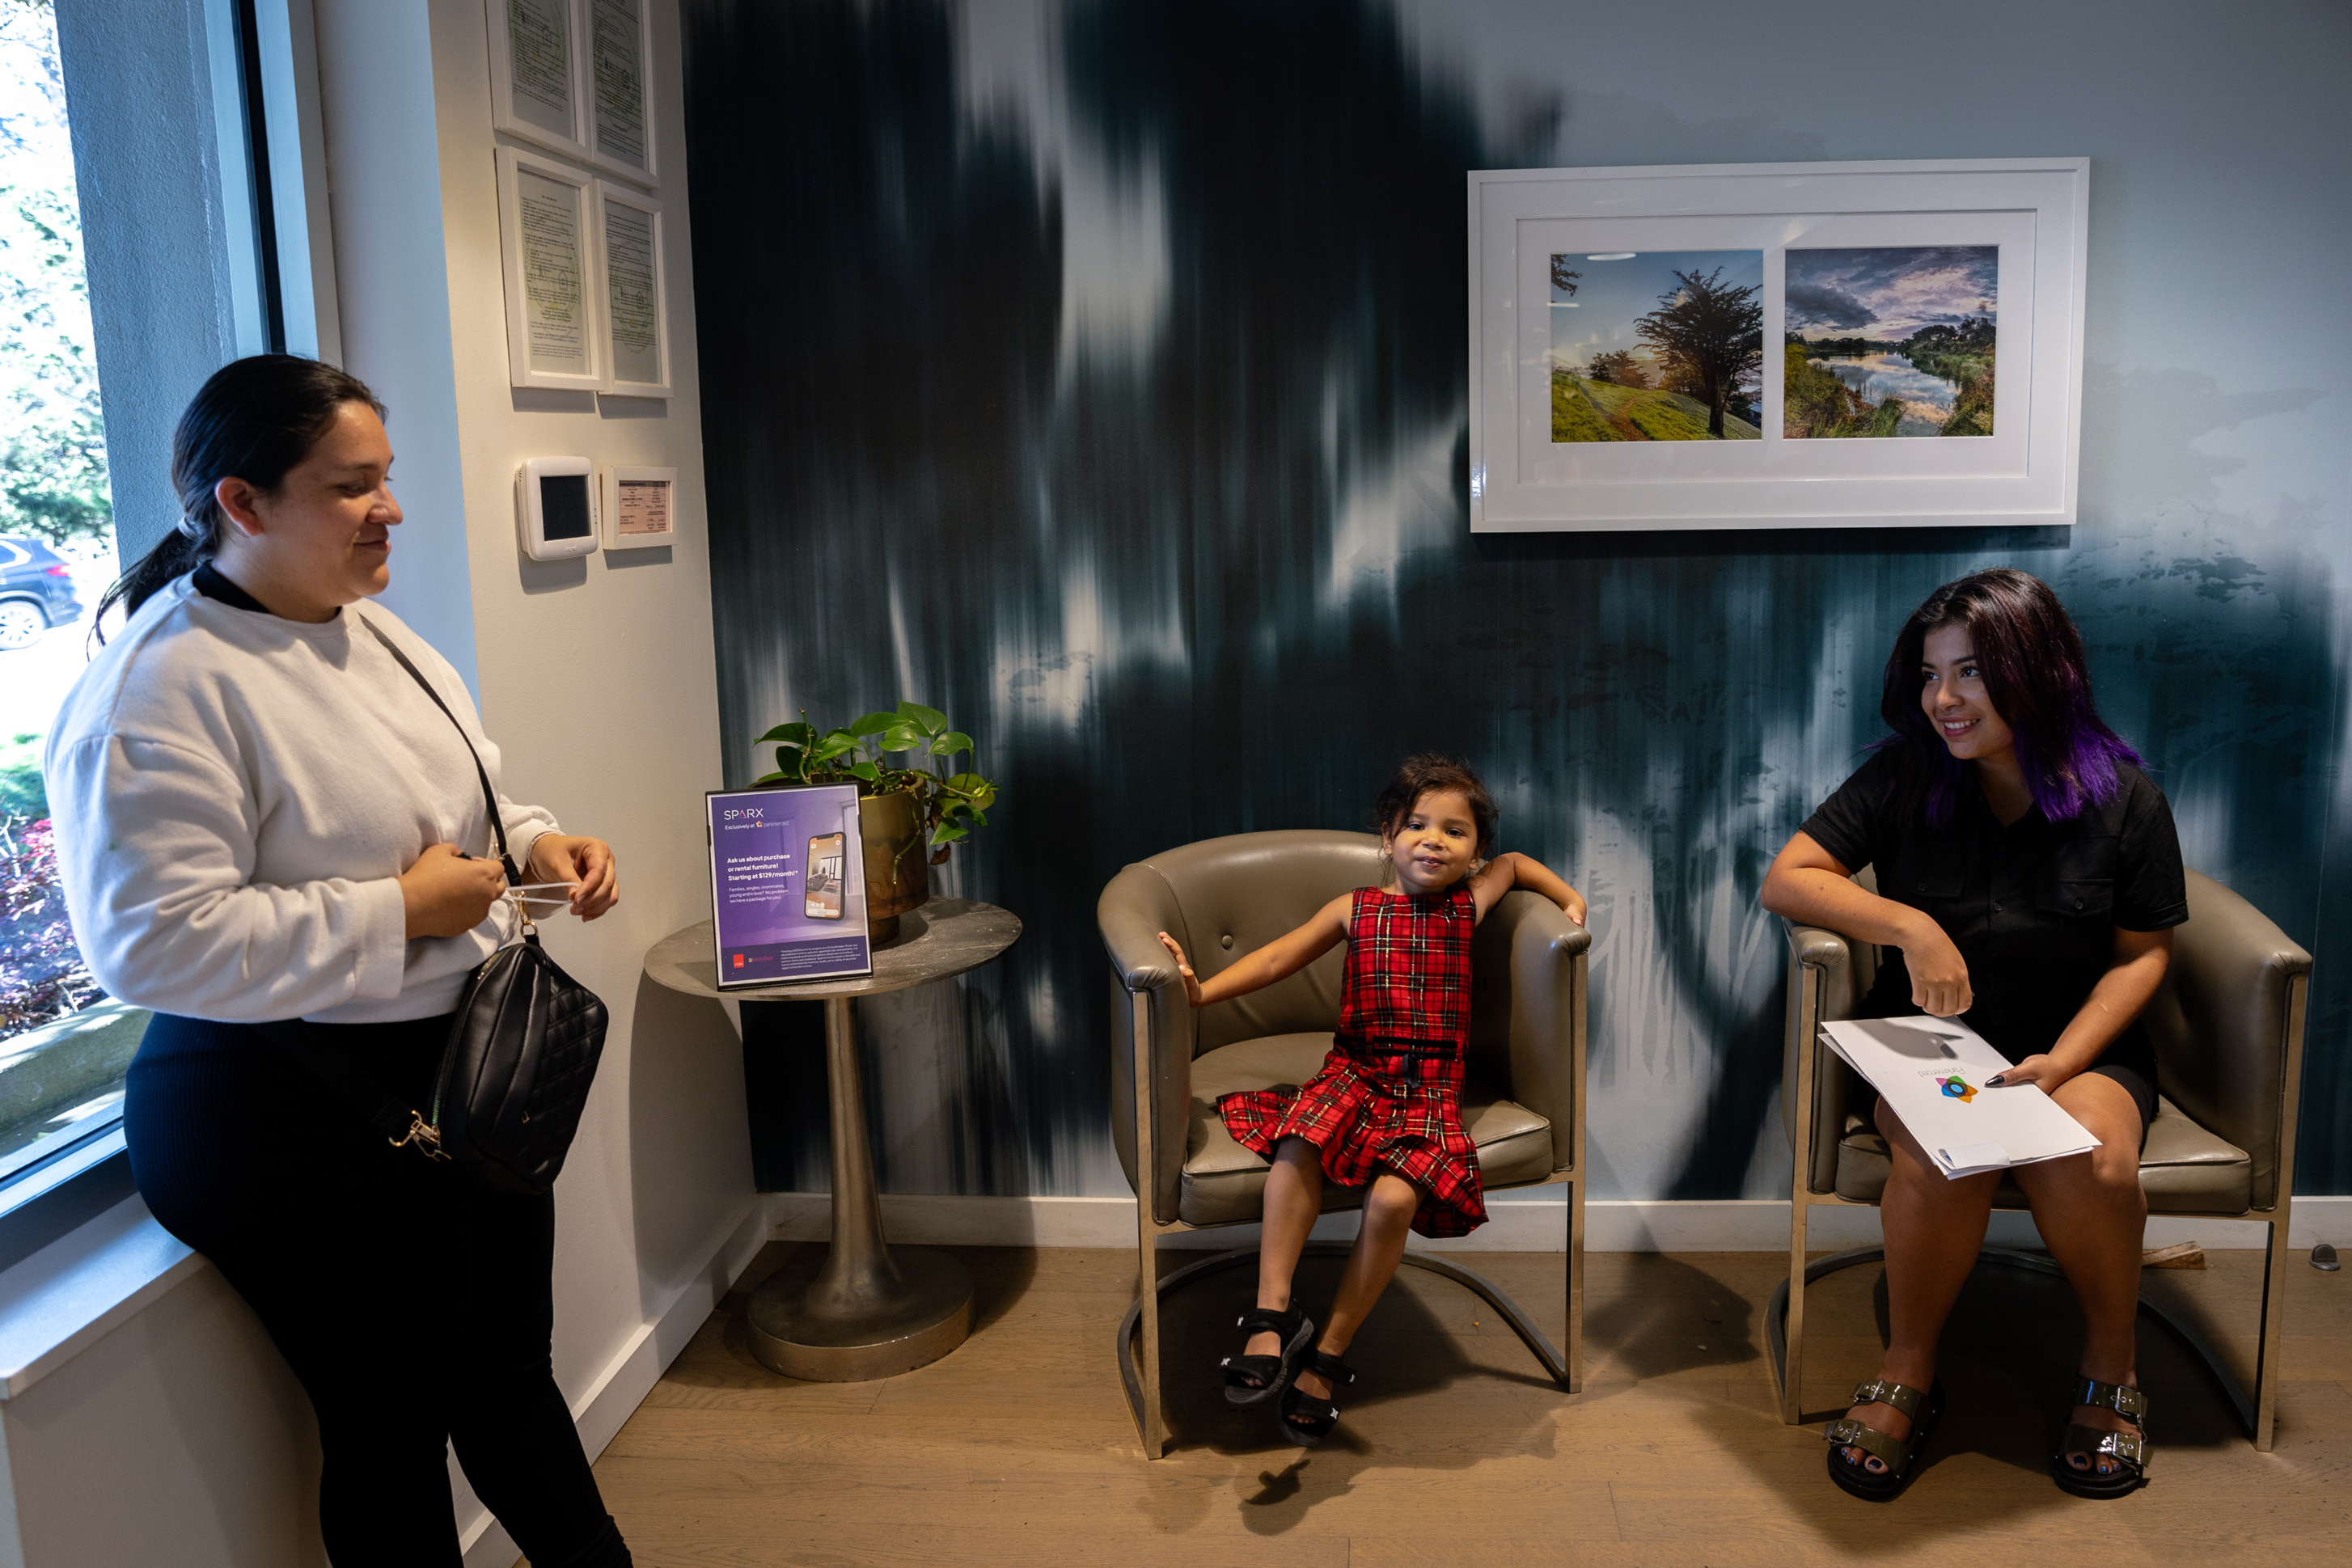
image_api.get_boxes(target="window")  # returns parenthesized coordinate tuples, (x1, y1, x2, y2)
(1, 3, 128, 1225)
(0, 0, 324, 1263)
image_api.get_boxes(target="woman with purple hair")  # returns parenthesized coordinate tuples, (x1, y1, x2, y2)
(1762, 568, 2182, 1502)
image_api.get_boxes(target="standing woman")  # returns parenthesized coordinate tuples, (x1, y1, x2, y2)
(45, 357, 632, 1566)
(1761, 568, 2183, 1502)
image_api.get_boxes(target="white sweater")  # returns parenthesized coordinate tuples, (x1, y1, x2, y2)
(44, 574, 559, 1024)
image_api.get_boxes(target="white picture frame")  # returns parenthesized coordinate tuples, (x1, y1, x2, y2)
(579, 0, 658, 188)
(1466, 157, 2089, 532)
(591, 180, 670, 396)
(486, 0, 591, 163)
(601, 464, 678, 550)
(495, 146, 605, 392)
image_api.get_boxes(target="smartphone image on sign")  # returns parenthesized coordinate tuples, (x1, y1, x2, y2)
(805, 834, 846, 920)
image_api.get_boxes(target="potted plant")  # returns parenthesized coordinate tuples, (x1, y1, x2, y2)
(752, 701, 997, 940)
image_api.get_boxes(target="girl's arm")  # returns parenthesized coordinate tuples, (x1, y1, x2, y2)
(1157, 893, 1352, 1008)
(1758, 830, 1973, 1017)
(1470, 852, 1586, 926)
(1986, 928, 2172, 1093)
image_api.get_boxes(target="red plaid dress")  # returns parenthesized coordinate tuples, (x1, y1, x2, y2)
(1218, 883, 1487, 1239)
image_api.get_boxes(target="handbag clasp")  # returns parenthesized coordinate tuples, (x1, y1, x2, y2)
(389, 1113, 450, 1160)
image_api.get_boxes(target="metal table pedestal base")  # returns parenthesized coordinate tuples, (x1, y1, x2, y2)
(747, 1245, 973, 1382)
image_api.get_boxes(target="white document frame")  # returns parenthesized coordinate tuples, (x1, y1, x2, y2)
(591, 180, 670, 396)
(496, 147, 606, 392)
(1466, 157, 2089, 533)
(486, 0, 593, 163)
(600, 464, 678, 549)
(578, 0, 658, 188)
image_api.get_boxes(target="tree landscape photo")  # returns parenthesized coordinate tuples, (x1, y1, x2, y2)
(1783, 245, 1997, 437)
(1549, 250, 1763, 442)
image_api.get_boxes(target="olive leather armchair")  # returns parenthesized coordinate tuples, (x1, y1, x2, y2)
(1771, 867, 2311, 1450)
(1098, 830, 1590, 1458)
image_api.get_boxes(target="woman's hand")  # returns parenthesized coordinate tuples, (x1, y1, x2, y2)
(528, 835, 619, 920)
(1900, 915, 1973, 1016)
(400, 843, 506, 939)
(1985, 1054, 2068, 1093)
(1156, 932, 1206, 1008)
(1561, 885, 1588, 928)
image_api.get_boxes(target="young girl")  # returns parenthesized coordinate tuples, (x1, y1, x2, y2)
(1156, 755, 1585, 1445)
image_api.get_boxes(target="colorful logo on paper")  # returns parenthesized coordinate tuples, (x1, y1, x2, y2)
(1937, 1075, 1978, 1103)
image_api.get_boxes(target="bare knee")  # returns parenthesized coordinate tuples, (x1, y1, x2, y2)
(1364, 1177, 1420, 1229)
(1272, 1137, 1321, 1174)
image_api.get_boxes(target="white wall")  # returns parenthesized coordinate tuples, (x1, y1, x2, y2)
(334, 0, 759, 1555)
(0, 3, 760, 1565)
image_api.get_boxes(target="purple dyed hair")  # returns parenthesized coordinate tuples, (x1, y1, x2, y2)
(1877, 568, 2143, 827)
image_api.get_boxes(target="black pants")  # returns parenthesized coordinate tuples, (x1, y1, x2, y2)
(125, 1013, 631, 1568)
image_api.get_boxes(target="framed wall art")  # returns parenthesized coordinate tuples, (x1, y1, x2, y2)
(592, 180, 670, 396)
(1466, 157, 2089, 532)
(495, 146, 605, 392)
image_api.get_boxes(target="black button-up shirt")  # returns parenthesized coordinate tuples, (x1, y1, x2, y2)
(1801, 749, 2187, 1059)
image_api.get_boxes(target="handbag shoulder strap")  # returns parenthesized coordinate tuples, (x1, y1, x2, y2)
(356, 614, 525, 885)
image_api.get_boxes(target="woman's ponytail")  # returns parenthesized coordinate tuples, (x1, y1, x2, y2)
(94, 354, 385, 638)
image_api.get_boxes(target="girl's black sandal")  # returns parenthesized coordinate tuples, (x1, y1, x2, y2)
(1221, 1304, 1315, 1409)
(2051, 1378, 2149, 1498)
(1278, 1350, 1357, 1447)
(1824, 1377, 1945, 1501)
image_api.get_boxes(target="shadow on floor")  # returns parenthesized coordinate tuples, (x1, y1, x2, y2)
(1743, 1254, 2256, 1547)
(1145, 1251, 1567, 1535)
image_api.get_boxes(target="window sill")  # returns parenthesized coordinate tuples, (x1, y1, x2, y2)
(0, 1187, 202, 1400)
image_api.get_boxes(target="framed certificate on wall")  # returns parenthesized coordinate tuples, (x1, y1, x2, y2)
(487, 0, 592, 163)
(495, 147, 605, 391)
(487, 0, 658, 188)
(707, 784, 873, 988)
(582, 0, 658, 186)
(600, 464, 676, 549)
(593, 181, 670, 395)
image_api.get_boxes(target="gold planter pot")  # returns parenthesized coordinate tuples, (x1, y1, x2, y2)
(860, 788, 930, 942)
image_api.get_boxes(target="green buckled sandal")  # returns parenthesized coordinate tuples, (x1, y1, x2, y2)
(1824, 1377, 1946, 1501)
(2052, 1378, 2149, 1498)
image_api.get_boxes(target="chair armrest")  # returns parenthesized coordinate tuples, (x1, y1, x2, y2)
(1779, 916, 1868, 1194)
(1469, 891, 1590, 1176)
(1099, 864, 1199, 1225)
(2148, 869, 2313, 1212)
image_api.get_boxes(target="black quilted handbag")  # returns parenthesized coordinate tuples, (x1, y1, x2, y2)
(260, 619, 610, 1197)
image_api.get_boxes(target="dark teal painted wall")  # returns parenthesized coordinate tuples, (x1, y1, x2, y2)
(681, 0, 2351, 1199)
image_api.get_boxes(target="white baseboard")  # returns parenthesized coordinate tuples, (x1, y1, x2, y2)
(768, 1191, 2352, 1253)
(459, 1197, 770, 1568)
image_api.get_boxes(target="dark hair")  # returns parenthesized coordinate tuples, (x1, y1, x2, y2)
(95, 354, 386, 637)
(1372, 754, 1499, 860)
(1877, 568, 2141, 826)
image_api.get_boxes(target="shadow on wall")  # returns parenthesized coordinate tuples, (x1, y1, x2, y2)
(682, 0, 2343, 1201)
(626, 974, 757, 1319)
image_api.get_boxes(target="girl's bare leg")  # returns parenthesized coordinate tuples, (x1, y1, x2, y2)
(1291, 1173, 1421, 1416)
(1839, 1099, 2000, 1472)
(1243, 1138, 1326, 1360)
(2010, 1073, 2147, 1476)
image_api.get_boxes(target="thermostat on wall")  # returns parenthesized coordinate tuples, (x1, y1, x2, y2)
(601, 465, 678, 551)
(515, 457, 598, 560)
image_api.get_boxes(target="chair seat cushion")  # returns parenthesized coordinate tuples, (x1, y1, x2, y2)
(1179, 1032, 1555, 1228)
(1833, 1094, 2252, 1215)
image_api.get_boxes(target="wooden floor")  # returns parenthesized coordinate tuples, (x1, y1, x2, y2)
(559, 1240, 2352, 1566)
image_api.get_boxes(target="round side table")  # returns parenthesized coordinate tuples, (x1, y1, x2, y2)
(645, 898, 1020, 1380)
